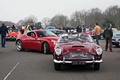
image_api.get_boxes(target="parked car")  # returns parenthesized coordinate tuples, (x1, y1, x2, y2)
(53, 33, 103, 70)
(112, 31, 120, 47)
(6, 29, 19, 41)
(112, 28, 118, 34)
(51, 29, 66, 36)
(45, 26, 56, 31)
(16, 30, 58, 54)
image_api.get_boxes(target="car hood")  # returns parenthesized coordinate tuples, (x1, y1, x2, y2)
(7, 32, 18, 36)
(38, 37, 58, 41)
(112, 33, 120, 39)
(60, 41, 99, 55)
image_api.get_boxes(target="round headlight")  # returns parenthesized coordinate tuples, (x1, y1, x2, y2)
(96, 48, 102, 55)
(55, 48, 61, 56)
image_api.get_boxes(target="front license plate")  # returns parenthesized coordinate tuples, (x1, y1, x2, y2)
(72, 61, 86, 65)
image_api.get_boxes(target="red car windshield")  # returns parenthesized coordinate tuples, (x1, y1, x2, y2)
(37, 31, 57, 37)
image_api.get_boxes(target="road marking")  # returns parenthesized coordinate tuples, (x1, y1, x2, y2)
(3, 62, 19, 80)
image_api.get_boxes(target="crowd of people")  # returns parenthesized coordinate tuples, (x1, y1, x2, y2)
(0, 22, 114, 52)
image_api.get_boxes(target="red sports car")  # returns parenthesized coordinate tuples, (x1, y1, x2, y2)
(6, 29, 19, 41)
(16, 30, 58, 54)
(53, 33, 103, 70)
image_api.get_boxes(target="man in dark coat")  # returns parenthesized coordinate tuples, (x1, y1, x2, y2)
(76, 25, 82, 33)
(103, 23, 113, 52)
(0, 23, 8, 47)
(30, 22, 34, 30)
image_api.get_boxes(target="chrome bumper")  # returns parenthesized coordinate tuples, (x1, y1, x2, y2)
(54, 59, 102, 64)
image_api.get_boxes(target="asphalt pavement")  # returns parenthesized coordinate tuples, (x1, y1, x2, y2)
(0, 40, 120, 80)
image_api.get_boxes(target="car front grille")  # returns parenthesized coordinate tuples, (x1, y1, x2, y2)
(64, 52, 94, 60)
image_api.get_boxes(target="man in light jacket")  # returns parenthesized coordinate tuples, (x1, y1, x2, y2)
(94, 23, 102, 45)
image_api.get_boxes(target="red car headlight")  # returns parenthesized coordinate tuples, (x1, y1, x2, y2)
(96, 48, 103, 55)
(51, 40, 57, 44)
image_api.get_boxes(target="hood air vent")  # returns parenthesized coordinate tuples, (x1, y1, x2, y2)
(72, 46, 84, 47)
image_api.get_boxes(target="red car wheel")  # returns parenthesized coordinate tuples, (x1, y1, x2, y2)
(43, 42, 50, 54)
(16, 40, 24, 51)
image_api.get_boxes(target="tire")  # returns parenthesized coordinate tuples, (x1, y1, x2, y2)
(54, 63, 61, 71)
(16, 40, 24, 51)
(116, 44, 119, 47)
(43, 42, 50, 54)
(94, 63, 100, 70)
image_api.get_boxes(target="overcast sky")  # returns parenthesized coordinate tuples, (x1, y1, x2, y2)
(0, 0, 120, 23)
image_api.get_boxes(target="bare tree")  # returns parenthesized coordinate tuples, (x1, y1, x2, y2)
(70, 10, 87, 27)
(24, 15, 38, 25)
(41, 17, 51, 28)
(86, 8, 104, 28)
(16, 20, 24, 26)
(104, 5, 120, 28)
(16, 5, 120, 30)
(50, 14, 68, 28)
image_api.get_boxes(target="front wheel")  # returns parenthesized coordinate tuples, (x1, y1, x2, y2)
(16, 40, 24, 51)
(94, 63, 100, 70)
(43, 42, 50, 54)
(54, 63, 61, 71)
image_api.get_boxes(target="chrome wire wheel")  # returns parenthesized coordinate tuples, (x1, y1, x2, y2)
(43, 43, 47, 54)
(43, 42, 50, 54)
(16, 40, 23, 51)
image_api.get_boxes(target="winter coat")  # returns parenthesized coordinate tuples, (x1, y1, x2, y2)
(76, 26, 82, 33)
(103, 27, 113, 38)
(0, 26, 8, 36)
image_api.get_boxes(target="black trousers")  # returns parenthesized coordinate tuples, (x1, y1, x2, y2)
(105, 38, 112, 51)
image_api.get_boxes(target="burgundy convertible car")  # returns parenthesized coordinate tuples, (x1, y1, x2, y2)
(16, 30, 58, 54)
(53, 33, 103, 70)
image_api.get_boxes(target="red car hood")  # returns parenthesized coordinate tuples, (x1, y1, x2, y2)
(38, 37, 58, 41)
(60, 41, 100, 55)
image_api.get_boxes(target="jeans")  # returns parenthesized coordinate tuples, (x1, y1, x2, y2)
(95, 35, 100, 45)
(1, 36, 6, 47)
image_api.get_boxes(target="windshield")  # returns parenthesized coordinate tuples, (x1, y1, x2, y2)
(8, 29, 18, 32)
(37, 30, 57, 37)
(58, 33, 93, 43)
(52, 30, 66, 35)
(46, 26, 55, 30)
(114, 34, 120, 38)
(116, 34, 120, 36)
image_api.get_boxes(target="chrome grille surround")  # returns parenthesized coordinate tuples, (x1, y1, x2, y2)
(64, 52, 94, 60)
